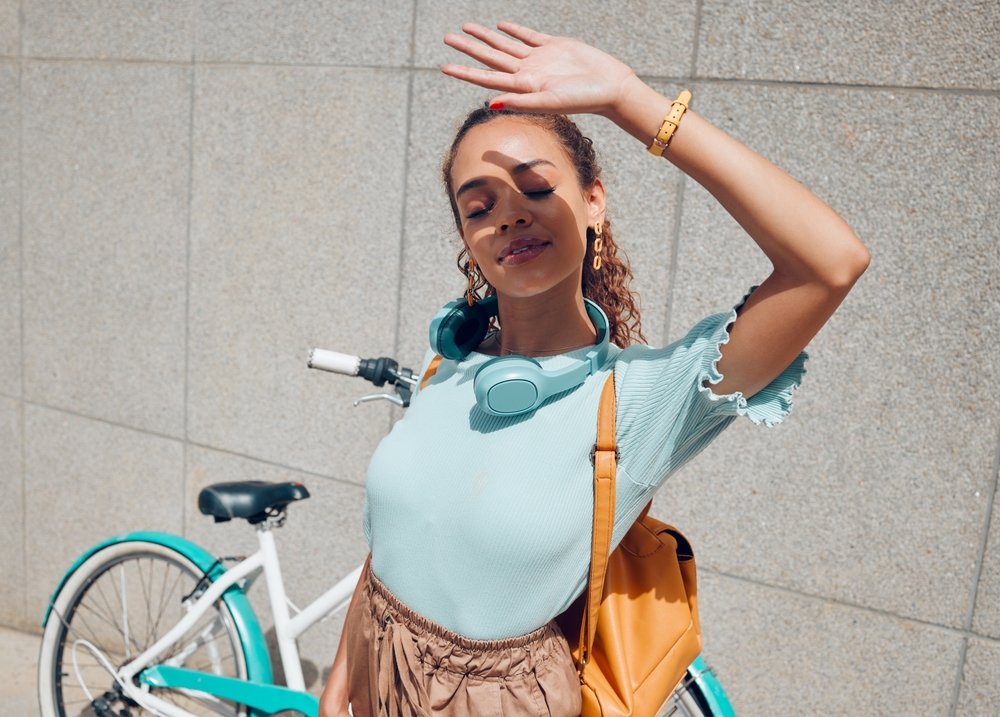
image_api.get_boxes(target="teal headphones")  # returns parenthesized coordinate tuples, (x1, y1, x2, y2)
(428, 295, 611, 416)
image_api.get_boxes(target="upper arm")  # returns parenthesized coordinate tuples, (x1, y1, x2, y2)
(712, 258, 867, 399)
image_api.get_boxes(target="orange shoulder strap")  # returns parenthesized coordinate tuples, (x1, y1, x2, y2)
(582, 372, 617, 667)
(419, 355, 443, 391)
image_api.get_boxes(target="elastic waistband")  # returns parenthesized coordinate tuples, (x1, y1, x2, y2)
(366, 566, 554, 653)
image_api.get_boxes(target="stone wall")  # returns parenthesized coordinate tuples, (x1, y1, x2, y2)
(1, 2, 997, 714)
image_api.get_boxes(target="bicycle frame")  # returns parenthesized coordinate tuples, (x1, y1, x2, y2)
(113, 522, 363, 717)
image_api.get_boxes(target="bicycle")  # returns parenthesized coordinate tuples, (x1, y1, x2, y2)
(38, 349, 736, 717)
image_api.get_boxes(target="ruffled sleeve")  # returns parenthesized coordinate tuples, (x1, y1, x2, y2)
(613, 286, 807, 490)
(695, 286, 808, 427)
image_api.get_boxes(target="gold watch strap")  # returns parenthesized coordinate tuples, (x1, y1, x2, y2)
(648, 90, 692, 157)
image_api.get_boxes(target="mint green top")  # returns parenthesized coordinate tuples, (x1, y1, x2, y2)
(363, 288, 807, 640)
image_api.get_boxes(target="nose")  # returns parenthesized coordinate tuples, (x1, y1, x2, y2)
(495, 196, 532, 233)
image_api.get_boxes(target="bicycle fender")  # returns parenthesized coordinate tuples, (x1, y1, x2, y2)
(41, 530, 274, 686)
(688, 655, 737, 717)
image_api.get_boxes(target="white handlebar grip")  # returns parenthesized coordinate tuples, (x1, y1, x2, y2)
(308, 348, 361, 376)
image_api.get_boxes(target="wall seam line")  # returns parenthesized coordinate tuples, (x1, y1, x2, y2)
(9, 54, 999, 99)
(662, 175, 686, 344)
(12, 53, 997, 99)
(16, 55, 415, 72)
(635, 75, 1000, 97)
(17, 0, 26, 625)
(962, 422, 1000, 631)
(180, 16, 197, 541)
(689, 0, 703, 78)
(660, 0, 701, 344)
(11, 397, 368, 489)
(948, 638, 969, 717)
(387, 0, 421, 436)
(700, 566, 1000, 645)
(949, 422, 1000, 714)
(182, 441, 367, 491)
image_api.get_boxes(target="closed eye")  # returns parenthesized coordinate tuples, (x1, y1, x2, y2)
(465, 204, 492, 220)
(525, 187, 555, 198)
(464, 187, 555, 220)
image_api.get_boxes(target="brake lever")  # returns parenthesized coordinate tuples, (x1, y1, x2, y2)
(354, 393, 405, 407)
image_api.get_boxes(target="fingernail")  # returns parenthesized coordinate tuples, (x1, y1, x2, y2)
(489, 101, 504, 111)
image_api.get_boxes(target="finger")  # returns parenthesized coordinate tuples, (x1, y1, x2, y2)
(496, 21, 552, 47)
(460, 22, 531, 59)
(443, 32, 519, 73)
(441, 64, 521, 93)
(487, 91, 566, 115)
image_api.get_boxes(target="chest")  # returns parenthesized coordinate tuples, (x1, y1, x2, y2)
(365, 362, 609, 553)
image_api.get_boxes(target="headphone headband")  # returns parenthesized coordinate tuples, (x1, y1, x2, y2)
(428, 296, 611, 416)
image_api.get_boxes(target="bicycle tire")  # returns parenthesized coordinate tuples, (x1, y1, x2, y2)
(659, 670, 721, 717)
(39, 540, 249, 717)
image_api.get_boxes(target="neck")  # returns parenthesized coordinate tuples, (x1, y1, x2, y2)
(489, 278, 596, 358)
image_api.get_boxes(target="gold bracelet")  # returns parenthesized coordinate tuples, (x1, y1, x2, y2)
(647, 90, 692, 157)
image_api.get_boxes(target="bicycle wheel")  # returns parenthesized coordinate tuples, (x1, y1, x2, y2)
(39, 540, 248, 717)
(658, 674, 716, 717)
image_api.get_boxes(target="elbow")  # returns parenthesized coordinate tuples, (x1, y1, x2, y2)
(825, 234, 870, 291)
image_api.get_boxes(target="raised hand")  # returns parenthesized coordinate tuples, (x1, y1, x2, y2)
(441, 22, 640, 117)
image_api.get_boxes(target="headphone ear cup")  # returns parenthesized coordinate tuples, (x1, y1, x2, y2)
(429, 301, 492, 360)
(474, 355, 545, 416)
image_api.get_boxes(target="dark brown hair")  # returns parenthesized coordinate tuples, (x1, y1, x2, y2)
(441, 105, 645, 348)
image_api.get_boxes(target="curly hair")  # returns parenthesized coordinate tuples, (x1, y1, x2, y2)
(441, 105, 645, 348)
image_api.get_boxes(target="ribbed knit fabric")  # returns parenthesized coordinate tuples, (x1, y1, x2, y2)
(363, 287, 807, 640)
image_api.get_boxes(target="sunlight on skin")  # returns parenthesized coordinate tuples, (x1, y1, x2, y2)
(449, 117, 605, 355)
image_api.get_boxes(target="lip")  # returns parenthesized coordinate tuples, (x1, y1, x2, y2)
(498, 237, 550, 265)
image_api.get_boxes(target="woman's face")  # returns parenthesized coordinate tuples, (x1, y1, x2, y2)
(450, 117, 605, 300)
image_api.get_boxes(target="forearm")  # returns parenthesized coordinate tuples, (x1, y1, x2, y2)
(606, 78, 869, 287)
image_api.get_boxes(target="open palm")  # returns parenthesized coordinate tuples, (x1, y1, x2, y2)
(442, 22, 639, 117)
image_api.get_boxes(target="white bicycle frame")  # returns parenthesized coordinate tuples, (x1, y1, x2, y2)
(112, 521, 363, 717)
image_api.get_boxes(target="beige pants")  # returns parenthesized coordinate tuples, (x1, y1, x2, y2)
(346, 564, 582, 717)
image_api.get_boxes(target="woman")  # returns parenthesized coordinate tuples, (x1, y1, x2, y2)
(320, 21, 869, 717)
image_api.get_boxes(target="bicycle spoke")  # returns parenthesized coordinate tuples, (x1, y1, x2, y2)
(151, 561, 185, 643)
(91, 577, 127, 638)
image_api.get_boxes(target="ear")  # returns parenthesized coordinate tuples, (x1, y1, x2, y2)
(586, 178, 607, 227)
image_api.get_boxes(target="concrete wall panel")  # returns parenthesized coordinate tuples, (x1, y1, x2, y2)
(21, 62, 190, 436)
(196, 0, 414, 67)
(187, 66, 408, 481)
(22, 0, 194, 62)
(697, 0, 1000, 90)
(0, 60, 20, 397)
(414, 0, 698, 77)
(698, 572, 962, 717)
(655, 84, 1000, 628)
(956, 638, 1000, 717)
(2, 2, 999, 711)
(0, 0, 18, 57)
(0, 398, 25, 629)
(184, 446, 367, 692)
(23, 404, 184, 626)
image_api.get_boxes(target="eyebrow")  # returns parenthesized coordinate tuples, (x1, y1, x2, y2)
(455, 159, 557, 200)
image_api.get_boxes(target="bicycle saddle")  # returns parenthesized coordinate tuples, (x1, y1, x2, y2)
(198, 481, 310, 524)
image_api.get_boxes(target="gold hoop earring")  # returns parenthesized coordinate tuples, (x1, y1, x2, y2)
(592, 222, 604, 271)
(466, 257, 477, 306)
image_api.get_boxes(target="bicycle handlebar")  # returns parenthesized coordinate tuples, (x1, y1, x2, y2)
(308, 348, 417, 407)
(308, 348, 361, 376)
